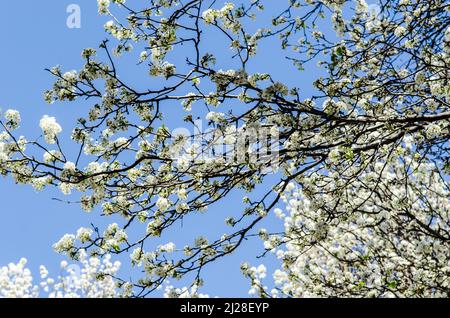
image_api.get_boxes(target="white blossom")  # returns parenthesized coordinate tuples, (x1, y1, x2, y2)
(39, 115, 62, 144)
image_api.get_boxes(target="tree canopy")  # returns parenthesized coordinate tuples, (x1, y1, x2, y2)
(0, 0, 449, 297)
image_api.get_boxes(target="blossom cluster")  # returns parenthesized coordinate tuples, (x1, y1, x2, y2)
(246, 141, 450, 297)
(0, 250, 120, 298)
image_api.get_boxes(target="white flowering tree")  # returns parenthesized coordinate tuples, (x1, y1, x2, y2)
(0, 251, 120, 298)
(0, 0, 449, 297)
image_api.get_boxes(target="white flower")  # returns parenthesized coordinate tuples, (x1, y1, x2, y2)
(328, 148, 341, 164)
(274, 208, 284, 219)
(159, 242, 176, 253)
(139, 51, 148, 61)
(4, 109, 21, 129)
(58, 182, 72, 195)
(86, 161, 102, 173)
(97, 0, 110, 14)
(394, 25, 406, 37)
(39, 265, 49, 280)
(256, 264, 267, 279)
(221, 2, 234, 13)
(62, 70, 77, 82)
(415, 71, 426, 84)
(425, 124, 441, 138)
(39, 115, 62, 144)
(202, 9, 216, 24)
(285, 182, 296, 192)
(130, 248, 143, 265)
(156, 197, 170, 211)
(206, 112, 225, 123)
(53, 234, 75, 253)
(76, 227, 93, 243)
(176, 203, 189, 214)
(105, 20, 115, 31)
(43, 150, 60, 163)
(114, 137, 128, 148)
(177, 188, 188, 200)
(63, 161, 76, 172)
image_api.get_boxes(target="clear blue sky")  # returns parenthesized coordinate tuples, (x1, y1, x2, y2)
(0, 0, 327, 297)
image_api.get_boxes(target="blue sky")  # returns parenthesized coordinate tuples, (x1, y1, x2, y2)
(0, 0, 330, 297)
